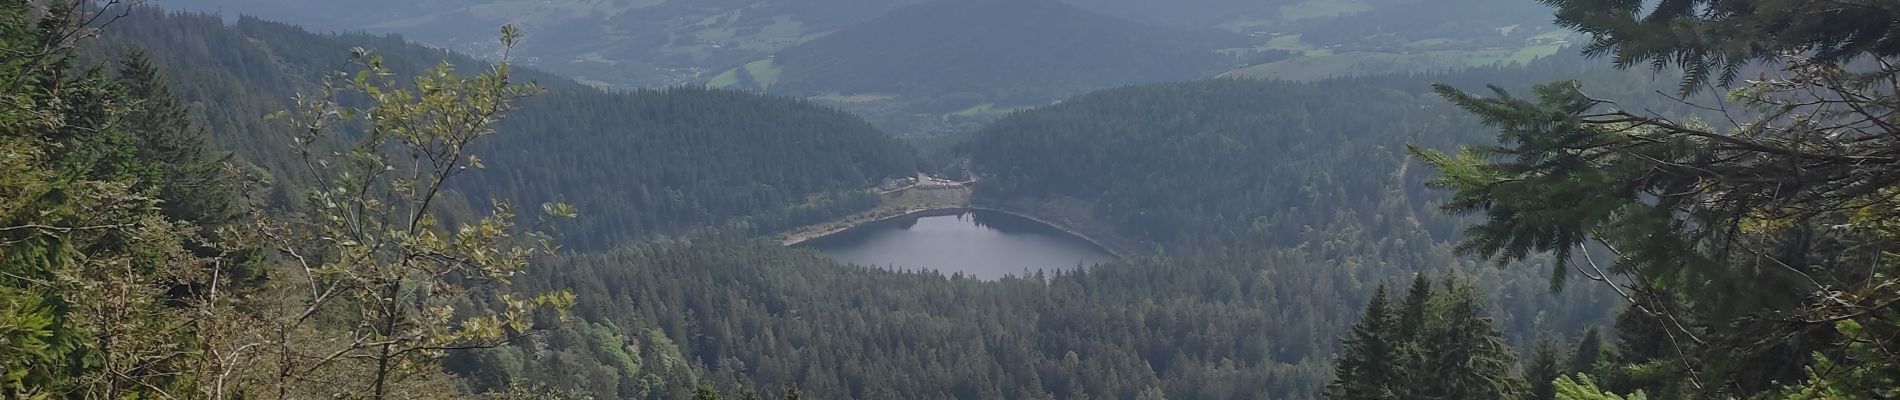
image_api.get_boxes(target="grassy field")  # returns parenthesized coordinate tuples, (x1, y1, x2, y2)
(1264, 34, 1306, 50)
(1223, 21, 1573, 81)
(743, 58, 783, 88)
(707, 68, 743, 88)
(1508, 43, 1564, 64)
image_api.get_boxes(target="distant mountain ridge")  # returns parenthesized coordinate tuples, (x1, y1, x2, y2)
(152, 0, 930, 87)
(720, 0, 1237, 114)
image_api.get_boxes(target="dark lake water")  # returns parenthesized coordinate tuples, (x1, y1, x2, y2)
(803, 209, 1115, 279)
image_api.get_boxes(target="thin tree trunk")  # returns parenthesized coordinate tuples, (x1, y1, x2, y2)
(370, 282, 402, 399)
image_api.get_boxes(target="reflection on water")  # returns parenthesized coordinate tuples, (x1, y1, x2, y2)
(803, 209, 1115, 280)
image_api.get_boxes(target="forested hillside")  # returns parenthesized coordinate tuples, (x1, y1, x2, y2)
(962, 55, 1701, 248)
(89, 9, 919, 249)
(966, 77, 1462, 246)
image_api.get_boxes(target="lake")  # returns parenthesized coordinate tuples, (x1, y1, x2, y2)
(803, 209, 1115, 279)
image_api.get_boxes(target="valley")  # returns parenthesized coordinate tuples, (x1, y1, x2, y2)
(9, 0, 1893, 399)
(61, 10, 1624, 396)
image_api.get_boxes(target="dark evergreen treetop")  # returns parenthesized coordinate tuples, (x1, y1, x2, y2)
(1322, 284, 1399, 400)
(1321, 277, 1532, 400)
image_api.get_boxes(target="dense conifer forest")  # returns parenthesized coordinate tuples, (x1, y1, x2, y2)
(960, 55, 1706, 248)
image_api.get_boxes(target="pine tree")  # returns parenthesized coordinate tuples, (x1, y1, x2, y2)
(1407, 283, 1525, 400)
(1527, 334, 1566, 400)
(0, 2, 219, 397)
(116, 50, 237, 227)
(1570, 327, 1603, 376)
(1396, 274, 1431, 340)
(1322, 284, 1398, 400)
(1389, 273, 1434, 398)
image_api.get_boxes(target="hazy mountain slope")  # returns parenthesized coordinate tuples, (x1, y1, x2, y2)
(748, 0, 1236, 110)
(1220, 0, 1568, 81)
(1064, 0, 1285, 28)
(94, 8, 919, 249)
(153, 0, 1567, 91)
(152, 0, 927, 87)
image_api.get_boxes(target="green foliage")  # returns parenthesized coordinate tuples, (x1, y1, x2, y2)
(1322, 284, 1399, 400)
(1570, 327, 1602, 376)
(1554, 375, 1645, 400)
(694, 384, 724, 400)
(1407, 281, 1526, 400)
(0, 2, 228, 397)
(234, 29, 579, 397)
(115, 50, 239, 227)
(1321, 276, 1528, 400)
(1526, 334, 1565, 400)
(1763, 321, 1900, 399)
(1396, 274, 1431, 341)
(480, 379, 599, 400)
(1421, 0, 1900, 396)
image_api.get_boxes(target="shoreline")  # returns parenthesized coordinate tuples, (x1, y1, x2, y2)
(965, 206, 1129, 259)
(781, 206, 1128, 260)
(779, 207, 966, 247)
